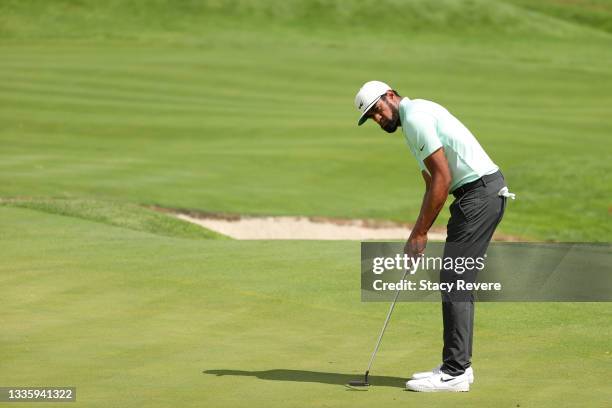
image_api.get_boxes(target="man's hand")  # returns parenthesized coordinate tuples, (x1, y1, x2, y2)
(404, 231, 428, 261)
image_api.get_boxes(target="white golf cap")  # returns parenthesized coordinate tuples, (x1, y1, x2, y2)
(355, 80, 392, 126)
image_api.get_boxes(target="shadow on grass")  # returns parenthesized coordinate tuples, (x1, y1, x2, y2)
(203, 369, 406, 388)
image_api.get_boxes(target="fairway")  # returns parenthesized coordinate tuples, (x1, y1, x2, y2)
(1, 2, 611, 241)
(1, 1, 611, 406)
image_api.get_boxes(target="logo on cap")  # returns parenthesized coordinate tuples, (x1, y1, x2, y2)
(355, 80, 392, 126)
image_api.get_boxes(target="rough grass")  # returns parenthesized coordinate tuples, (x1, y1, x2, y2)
(0, 197, 226, 240)
(505, 0, 612, 33)
(0, 0, 608, 41)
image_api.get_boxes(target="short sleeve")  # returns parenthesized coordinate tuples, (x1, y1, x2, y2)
(405, 112, 442, 162)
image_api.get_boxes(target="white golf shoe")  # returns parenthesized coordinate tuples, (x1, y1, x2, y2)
(406, 372, 470, 392)
(411, 364, 474, 384)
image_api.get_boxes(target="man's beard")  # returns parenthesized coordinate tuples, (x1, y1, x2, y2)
(381, 100, 400, 133)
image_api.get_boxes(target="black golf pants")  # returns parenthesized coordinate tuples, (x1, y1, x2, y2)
(440, 171, 507, 376)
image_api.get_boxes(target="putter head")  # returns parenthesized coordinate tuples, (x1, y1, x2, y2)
(348, 371, 370, 387)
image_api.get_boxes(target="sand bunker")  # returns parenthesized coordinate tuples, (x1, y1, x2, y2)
(175, 213, 448, 241)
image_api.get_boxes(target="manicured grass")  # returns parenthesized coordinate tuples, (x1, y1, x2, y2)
(1, 206, 610, 407)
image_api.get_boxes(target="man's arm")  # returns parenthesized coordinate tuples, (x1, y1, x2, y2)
(404, 147, 451, 258)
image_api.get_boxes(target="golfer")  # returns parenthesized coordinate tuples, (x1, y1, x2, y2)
(354, 81, 514, 392)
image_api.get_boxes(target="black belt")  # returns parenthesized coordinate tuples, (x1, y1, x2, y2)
(452, 171, 503, 198)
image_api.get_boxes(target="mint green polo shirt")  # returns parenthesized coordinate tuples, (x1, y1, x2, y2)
(399, 97, 499, 192)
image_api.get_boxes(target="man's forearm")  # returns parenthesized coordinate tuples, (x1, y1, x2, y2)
(412, 175, 449, 236)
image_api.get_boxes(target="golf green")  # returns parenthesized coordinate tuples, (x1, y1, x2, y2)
(1, 206, 610, 407)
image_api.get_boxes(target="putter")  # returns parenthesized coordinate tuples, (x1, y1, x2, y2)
(349, 265, 413, 387)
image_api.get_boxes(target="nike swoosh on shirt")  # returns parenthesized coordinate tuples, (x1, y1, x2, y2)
(419, 145, 425, 151)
